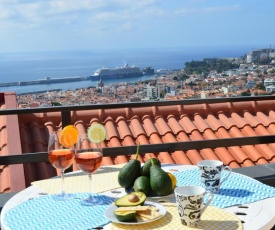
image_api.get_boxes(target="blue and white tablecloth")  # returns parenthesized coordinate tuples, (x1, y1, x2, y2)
(4, 193, 115, 230)
(174, 169, 275, 208)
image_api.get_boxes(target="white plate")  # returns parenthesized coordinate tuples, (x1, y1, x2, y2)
(104, 201, 166, 225)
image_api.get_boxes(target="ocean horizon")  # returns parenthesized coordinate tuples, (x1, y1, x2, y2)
(0, 46, 253, 94)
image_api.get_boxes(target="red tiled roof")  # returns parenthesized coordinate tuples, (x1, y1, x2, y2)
(1, 92, 275, 193)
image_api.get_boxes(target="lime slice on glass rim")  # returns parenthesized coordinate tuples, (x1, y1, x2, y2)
(87, 123, 107, 143)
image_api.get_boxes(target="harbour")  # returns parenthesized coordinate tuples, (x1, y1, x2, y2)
(0, 65, 157, 88)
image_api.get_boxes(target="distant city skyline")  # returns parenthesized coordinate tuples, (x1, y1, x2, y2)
(0, 0, 275, 53)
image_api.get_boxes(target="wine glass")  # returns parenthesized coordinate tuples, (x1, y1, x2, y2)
(48, 132, 75, 201)
(76, 135, 103, 205)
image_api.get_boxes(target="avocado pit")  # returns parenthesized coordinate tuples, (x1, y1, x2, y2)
(128, 194, 139, 203)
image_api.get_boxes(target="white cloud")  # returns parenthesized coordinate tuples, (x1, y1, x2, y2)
(0, 0, 163, 32)
(176, 4, 240, 15)
(92, 12, 124, 21)
(48, 0, 106, 14)
(120, 21, 135, 31)
(0, 0, 17, 3)
(204, 4, 240, 13)
(0, 8, 14, 19)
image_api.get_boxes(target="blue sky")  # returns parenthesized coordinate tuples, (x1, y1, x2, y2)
(0, 0, 274, 53)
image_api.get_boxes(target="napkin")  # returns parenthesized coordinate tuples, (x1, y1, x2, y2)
(174, 169, 275, 208)
(4, 193, 115, 230)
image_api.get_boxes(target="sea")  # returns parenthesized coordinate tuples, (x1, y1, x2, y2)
(0, 46, 252, 94)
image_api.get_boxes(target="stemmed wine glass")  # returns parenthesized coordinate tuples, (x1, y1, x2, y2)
(76, 135, 103, 205)
(48, 132, 75, 201)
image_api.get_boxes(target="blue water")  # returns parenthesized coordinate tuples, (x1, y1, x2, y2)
(0, 46, 251, 94)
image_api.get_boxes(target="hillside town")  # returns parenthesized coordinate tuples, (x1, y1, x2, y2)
(17, 48, 275, 108)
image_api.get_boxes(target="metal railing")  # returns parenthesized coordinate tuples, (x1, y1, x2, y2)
(1, 95, 275, 166)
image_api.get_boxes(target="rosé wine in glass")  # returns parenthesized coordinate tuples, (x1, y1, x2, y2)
(48, 132, 76, 201)
(75, 152, 103, 174)
(76, 135, 103, 205)
(49, 149, 74, 170)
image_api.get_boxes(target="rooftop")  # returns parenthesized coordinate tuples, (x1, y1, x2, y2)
(1, 92, 275, 193)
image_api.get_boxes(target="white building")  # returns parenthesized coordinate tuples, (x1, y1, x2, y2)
(264, 78, 275, 92)
(266, 85, 275, 92)
(264, 78, 275, 87)
(143, 84, 160, 100)
(201, 91, 208, 99)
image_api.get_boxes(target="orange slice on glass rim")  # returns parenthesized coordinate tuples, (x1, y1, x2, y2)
(87, 123, 107, 143)
(59, 125, 79, 148)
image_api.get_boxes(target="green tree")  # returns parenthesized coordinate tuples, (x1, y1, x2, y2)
(51, 101, 62, 106)
(240, 90, 251, 96)
(255, 83, 265, 90)
(184, 59, 239, 75)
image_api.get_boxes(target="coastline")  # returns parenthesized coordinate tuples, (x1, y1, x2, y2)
(0, 46, 255, 94)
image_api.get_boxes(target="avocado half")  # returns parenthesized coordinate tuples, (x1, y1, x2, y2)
(115, 192, 146, 207)
(114, 210, 137, 222)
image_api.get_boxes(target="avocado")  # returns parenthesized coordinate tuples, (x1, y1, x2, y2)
(140, 158, 161, 177)
(118, 143, 141, 189)
(133, 176, 151, 195)
(115, 191, 146, 207)
(114, 210, 137, 222)
(149, 159, 172, 196)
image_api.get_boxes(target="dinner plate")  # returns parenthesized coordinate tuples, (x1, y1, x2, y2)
(104, 201, 166, 225)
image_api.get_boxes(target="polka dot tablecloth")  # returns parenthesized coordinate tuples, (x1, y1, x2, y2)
(110, 204, 243, 230)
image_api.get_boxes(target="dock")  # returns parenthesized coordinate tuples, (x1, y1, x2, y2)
(0, 76, 91, 88)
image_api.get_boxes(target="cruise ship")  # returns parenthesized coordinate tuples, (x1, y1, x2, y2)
(91, 63, 143, 80)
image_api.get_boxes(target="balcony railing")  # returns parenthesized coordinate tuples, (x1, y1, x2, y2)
(1, 95, 275, 187)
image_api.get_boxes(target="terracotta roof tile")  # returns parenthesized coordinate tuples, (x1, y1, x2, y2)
(167, 115, 183, 134)
(217, 112, 236, 130)
(142, 115, 158, 137)
(205, 114, 223, 131)
(243, 111, 262, 127)
(0, 99, 10, 193)
(105, 118, 120, 141)
(231, 112, 248, 128)
(155, 116, 172, 136)
(194, 113, 210, 133)
(129, 116, 146, 138)
(257, 112, 275, 126)
(179, 115, 198, 134)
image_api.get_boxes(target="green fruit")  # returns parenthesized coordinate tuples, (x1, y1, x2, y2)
(150, 163, 172, 196)
(133, 176, 151, 195)
(118, 143, 141, 189)
(140, 158, 161, 177)
(114, 210, 137, 222)
(115, 191, 146, 207)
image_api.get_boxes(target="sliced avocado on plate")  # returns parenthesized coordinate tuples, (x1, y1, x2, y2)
(114, 210, 137, 222)
(115, 191, 146, 207)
